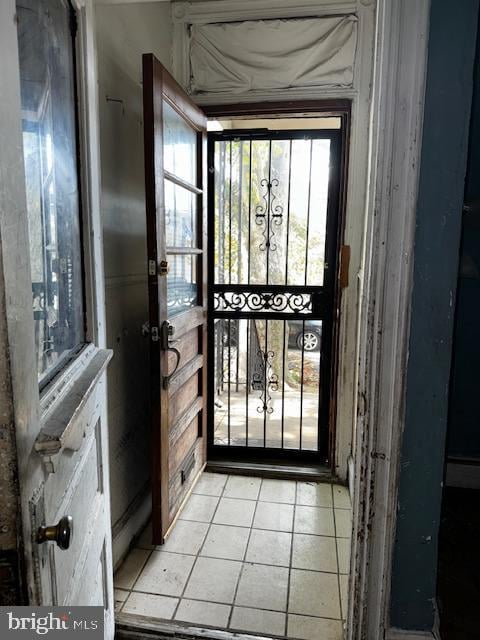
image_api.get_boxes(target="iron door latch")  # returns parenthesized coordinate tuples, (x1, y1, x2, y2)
(160, 321, 180, 389)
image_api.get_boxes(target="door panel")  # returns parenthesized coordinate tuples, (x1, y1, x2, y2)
(143, 54, 207, 543)
(169, 439, 205, 520)
(30, 352, 113, 627)
(167, 326, 199, 369)
(208, 131, 341, 463)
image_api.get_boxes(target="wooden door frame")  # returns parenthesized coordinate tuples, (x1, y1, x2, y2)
(203, 101, 351, 470)
(143, 54, 208, 542)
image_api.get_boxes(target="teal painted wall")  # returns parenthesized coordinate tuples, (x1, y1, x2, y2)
(447, 27, 480, 459)
(390, 0, 479, 630)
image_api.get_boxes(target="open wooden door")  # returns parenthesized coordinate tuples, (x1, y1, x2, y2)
(143, 54, 208, 544)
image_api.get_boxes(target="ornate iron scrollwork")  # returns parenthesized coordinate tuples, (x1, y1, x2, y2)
(255, 178, 283, 251)
(252, 349, 278, 415)
(214, 290, 312, 314)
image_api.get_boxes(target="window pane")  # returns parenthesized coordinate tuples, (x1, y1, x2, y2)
(17, 0, 85, 382)
(165, 180, 197, 248)
(167, 254, 197, 317)
(163, 101, 196, 184)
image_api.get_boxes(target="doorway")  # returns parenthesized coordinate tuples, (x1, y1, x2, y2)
(207, 122, 344, 464)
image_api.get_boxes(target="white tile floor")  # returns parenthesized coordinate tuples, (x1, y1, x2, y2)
(115, 473, 352, 640)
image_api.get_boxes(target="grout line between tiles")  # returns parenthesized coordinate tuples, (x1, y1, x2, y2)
(130, 551, 340, 576)
(332, 487, 344, 622)
(226, 477, 261, 629)
(171, 474, 230, 622)
(284, 480, 297, 636)
(122, 588, 344, 623)
(195, 483, 350, 508)
(179, 516, 348, 538)
(126, 548, 154, 594)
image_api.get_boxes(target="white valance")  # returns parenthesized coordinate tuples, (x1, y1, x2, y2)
(190, 15, 358, 94)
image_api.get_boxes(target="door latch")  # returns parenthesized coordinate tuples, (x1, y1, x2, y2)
(159, 260, 169, 276)
(160, 321, 181, 389)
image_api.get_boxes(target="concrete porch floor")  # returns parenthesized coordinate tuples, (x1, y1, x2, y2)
(214, 390, 320, 451)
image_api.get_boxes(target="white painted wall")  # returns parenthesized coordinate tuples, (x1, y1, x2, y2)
(95, 1, 172, 565)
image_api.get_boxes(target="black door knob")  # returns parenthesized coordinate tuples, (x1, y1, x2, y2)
(37, 515, 73, 550)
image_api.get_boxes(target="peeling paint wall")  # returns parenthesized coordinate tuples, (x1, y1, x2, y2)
(0, 239, 24, 605)
(389, 0, 479, 630)
(0, 0, 42, 606)
(95, 2, 173, 564)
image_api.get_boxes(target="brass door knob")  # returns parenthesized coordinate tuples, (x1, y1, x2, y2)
(37, 515, 73, 550)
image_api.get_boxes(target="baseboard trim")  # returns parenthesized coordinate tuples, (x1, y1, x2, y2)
(445, 460, 480, 489)
(112, 485, 151, 569)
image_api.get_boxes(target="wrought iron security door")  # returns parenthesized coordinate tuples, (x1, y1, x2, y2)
(208, 129, 342, 463)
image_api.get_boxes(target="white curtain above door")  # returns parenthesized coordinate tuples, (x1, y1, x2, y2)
(189, 15, 358, 94)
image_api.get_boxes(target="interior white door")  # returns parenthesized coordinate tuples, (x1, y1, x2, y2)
(0, 1, 116, 636)
(32, 347, 114, 627)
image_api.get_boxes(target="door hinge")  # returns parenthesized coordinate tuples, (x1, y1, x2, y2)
(151, 326, 159, 342)
(148, 259, 156, 276)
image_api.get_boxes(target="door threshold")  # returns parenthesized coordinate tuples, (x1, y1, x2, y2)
(116, 613, 283, 640)
(206, 459, 335, 482)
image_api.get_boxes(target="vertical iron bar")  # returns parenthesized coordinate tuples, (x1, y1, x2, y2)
(299, 141, 313, 450)
(172, 182, 176, 245)
(236, 143, 242, 392)
(228, 318, 231, 446)
(264, 318, 268, 447)
(235, 321, 240, 392)
(317, 322, 322, 452)
(266, 140, 272, 285)
(281, 319, 286, 449)
(227, 144, 232, 445)
(285, 140, 292, 285)
(238, 141, 243, 282)
(217, 143, 225, 402)
(246, 319, 249, 447)
(246, 142, 252, 447)
(218, 143, 225, 286)
(264, 143, 272, 446)
(299, 319, 305, 450)
(304, 140, 314, 286)
(229, 141, 232, 286)
(247, 141, 252, 285)
(281, 141, 292, 449)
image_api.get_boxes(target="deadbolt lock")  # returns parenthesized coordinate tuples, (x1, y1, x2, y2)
(159, 260, 169, 276)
